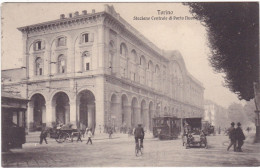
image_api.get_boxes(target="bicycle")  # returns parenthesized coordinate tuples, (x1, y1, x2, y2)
(135, 138, 143, 156)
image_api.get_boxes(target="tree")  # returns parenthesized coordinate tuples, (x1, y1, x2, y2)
(184, 2, 259, 101)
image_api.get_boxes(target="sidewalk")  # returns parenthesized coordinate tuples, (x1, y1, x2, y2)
(25, 131, 155, 144)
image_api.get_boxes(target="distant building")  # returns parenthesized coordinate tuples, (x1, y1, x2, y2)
(204, 99, 229, 128)
(2, 5, 204, 133)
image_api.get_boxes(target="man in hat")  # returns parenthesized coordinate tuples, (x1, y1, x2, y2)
(39, 126, 49, 144)
(227, 122, 236, 151)
(235, 122, 245, 152)
(134, 124, 145, 148)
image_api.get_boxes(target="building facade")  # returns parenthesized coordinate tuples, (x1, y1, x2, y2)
(3, 5, 204, 133)
(204, 99, 229, 128)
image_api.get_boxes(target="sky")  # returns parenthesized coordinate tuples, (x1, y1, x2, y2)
(1, 2, 246, 108)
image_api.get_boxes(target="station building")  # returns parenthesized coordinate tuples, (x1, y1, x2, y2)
(3, 5, 204, 133)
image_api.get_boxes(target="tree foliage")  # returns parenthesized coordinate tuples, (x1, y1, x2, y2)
(184, 2, 259, 101)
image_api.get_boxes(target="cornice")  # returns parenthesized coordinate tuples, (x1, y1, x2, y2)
(103, 13, 168, 63)
(17, 12, 106, 34)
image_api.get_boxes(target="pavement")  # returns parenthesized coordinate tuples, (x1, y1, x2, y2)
(2, 133, 260, 167)
(24, 131, 154, 144)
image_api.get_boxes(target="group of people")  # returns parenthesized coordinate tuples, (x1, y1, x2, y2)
(227, 122, 245, 152)
(39, 125, 93, 145)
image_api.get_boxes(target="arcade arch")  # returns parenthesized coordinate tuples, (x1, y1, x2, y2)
(52, 92, 70, 125)
(131, 97, 138, 127)
(77, 90, 96, 131)
(29, 93, 46, 131)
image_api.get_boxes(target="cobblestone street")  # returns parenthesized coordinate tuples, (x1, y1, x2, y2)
(2, 134, 260, 167)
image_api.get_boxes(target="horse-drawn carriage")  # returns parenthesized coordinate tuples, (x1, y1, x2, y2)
(48, 123, 81, 143)
(182, 118, 207, 149)
(153, 116, 181, 140)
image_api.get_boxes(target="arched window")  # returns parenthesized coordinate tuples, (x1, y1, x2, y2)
(35, 57, 43, 76)
(131, 50, 138, 81)
(120, 43, 127, 57)
(57, 37, 66, 47)
(57, 55, 66, 73)
(82, 51, 90, 71)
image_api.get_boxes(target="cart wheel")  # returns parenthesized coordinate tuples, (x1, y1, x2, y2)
(56, 134, 65, 143)
(57, 132, 70, 143)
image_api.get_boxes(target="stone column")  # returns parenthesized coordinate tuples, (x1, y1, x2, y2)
(44, 49, 51, 76)
(123, 105, 131, 128)
(95, 76, 105, 134)
(45, 101, 53, 127)
(87, 104, 95, 129)
(69, 99, 77, 127)
(149, 109, 156, 131)
(97, 25, 105, 69)
(134, 107, 141, 126)
(142, 108, 149, 130)
(27, 102, 34, 132)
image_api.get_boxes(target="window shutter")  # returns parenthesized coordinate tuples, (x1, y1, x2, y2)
(90, 33, 94, 42)
(33, 42, 36, 51)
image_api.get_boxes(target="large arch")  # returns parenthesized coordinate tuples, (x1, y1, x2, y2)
(131, 97, 138, 127)
(109, 94, 120, 131)
(77, 89, 96, 132)
(52, 92, 70, 125)
(29, 93, 46, 131)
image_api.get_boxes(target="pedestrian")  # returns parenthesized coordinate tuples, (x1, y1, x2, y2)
(86, 129, 93, 145)
(76, 127, 82, 142)
(108, 127, 113, 139)
(227, 122, 236, 151)
(235, 122, 245, 152)
(40, 126, 48, 144)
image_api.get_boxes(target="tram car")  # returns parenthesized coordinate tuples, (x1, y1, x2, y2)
(152, 116, 181, 140)
(2, 92, 29, 152)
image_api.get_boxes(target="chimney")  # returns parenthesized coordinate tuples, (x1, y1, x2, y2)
(74, 11, 79, 16)
(60, 14, 65, 19)
(69, 13, 73, 18)
(92, 9, 95, 14)
(82, 10, 87, 15)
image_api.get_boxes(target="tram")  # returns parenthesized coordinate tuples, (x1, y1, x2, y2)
(152, 116, 181, 140)
(1, 92, 29, 152)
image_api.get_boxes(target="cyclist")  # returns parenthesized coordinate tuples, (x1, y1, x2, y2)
(134, 124, 145, 148)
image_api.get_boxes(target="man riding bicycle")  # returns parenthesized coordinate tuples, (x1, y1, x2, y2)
(134, 124, 145, 148)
